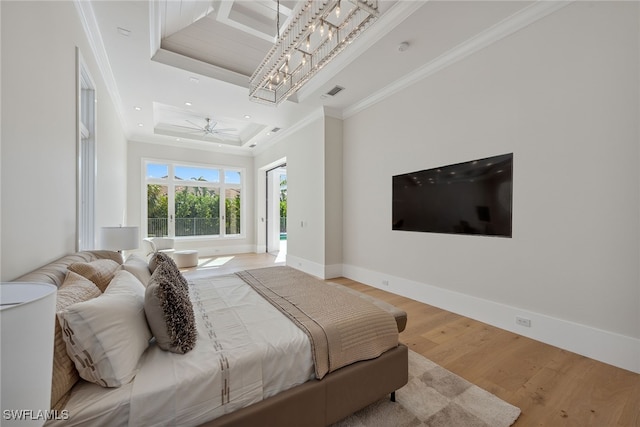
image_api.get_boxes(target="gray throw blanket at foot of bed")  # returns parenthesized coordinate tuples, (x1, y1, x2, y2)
(236, 266, 399, 379)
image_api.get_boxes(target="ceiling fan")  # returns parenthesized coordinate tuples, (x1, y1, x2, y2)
(174, 117, 237, 138)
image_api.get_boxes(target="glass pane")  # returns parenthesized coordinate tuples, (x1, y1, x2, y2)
(175, 166, 219, 183)
(225, 188, 241, 235)
(224, 170, 241, 185)
(175, 185, 220, 236)
(147, 184, 168, 237)
(280, 173, 287, 235)
(146, 163, 168, 180)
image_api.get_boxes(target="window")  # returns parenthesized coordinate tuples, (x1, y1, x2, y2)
(77, 49, 96, 251)
(145, 161, 243, 239)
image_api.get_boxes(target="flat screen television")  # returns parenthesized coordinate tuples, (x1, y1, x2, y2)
(392, 153, 513, 237)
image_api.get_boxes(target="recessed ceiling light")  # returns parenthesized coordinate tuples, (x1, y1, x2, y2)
(185, 102, 192, 106)
(266, 132, 271, 136)
(176, 138, 181, 142)
(134, 106, 141, 111)
(244, 115, 251, 119)
(137, 123, 143, 127)
(189, 77, 199, 83)
(117, 27, 131, 37)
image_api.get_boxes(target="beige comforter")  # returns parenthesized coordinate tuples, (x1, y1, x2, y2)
(236, 266, 399, 379)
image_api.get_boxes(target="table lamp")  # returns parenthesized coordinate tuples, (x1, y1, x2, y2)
(100, 226, 139, 253)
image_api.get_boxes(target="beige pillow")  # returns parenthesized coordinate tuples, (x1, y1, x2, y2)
(144, 262, 197, 354)
(58, 270, 151, 387)
(122, 254, 152, 286)
(51, 271, 102, 409)
(68, 259, 120, 292)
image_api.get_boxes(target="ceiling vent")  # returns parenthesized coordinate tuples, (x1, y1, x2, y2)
(326, 85, 345, 96)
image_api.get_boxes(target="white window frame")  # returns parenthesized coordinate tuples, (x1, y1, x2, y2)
(142, 159, 245, 240)
(76, 48, 97, 251)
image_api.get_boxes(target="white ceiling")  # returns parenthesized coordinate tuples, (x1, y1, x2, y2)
(85, 0, 538, 155)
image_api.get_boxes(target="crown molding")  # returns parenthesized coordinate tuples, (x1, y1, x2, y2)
(343, 0, 573, 119)
(252, 107, 326, 156)
(74, 0, 128, 136)
(149, 0, 161, 58)
(151, 48, 250, 89)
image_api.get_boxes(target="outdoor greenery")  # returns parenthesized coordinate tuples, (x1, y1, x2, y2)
(147, 182, 240, 236)
(147, 175, 284, 237)
(225, 192, 241, 234)
(280, 178, 287, 225)
(147, 184, 168, 220)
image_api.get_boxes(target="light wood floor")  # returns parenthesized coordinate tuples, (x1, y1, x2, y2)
(182, 252, 640, 427)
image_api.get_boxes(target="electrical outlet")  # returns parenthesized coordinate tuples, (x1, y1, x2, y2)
(515, 316, 531, 327)
(382, 280, 389, 286)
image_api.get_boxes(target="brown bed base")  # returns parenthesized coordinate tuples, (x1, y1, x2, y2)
(203, 344, 409, 427)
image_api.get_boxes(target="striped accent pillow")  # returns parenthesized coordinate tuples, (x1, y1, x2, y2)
(51, 271, 101, 409)
(68, 259, 120, 292)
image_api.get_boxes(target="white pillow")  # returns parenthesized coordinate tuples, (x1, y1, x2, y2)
(58, 270, 151, 387)
(121, 253, 152, 286)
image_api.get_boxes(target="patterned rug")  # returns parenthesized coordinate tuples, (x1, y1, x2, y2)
(332, 350, 521, 427)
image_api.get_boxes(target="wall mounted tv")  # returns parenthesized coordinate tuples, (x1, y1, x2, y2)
(392, 153, 513, 237)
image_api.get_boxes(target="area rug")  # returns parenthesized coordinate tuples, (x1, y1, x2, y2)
(332, 350, 521, 427)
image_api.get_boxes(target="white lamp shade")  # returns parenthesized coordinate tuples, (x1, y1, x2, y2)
(100, 226, 139, 251)
(1, 282, 57, 426)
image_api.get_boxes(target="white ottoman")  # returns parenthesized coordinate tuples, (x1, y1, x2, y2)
(174, 250, 198, 268)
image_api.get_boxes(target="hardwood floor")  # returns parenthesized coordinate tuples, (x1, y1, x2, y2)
(180, 251, 286, 280)
(182, 253, 640, 427)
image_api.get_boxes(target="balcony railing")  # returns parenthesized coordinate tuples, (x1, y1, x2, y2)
(148, 218, 220, 237)
(148, 216, 286, 237)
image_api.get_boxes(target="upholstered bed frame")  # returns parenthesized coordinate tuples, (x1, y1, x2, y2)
(207, 344, 408, 427)
(14, 251, 409, 427)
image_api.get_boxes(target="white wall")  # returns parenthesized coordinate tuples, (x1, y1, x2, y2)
(1, 1, 127, 280)
(127, 140, 255, 256)
(324, 116, 343, 276)
(342, 1, 639, 372)
(255, 110, 343, 278)
(0, 0, 3, 276)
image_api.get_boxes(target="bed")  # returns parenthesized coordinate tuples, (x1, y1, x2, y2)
(14, 251, 408, 426)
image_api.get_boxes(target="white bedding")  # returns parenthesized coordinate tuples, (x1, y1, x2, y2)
(46, 274, 314, 427)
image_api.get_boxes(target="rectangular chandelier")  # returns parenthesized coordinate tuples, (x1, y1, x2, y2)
(249, 0, 379, 105)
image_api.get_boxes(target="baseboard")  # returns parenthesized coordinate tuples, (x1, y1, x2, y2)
(324, 263, 343, 279)
(286, 260, 341, 279)
(286, 254, 331, 279)
(342, 264, 640, 374)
